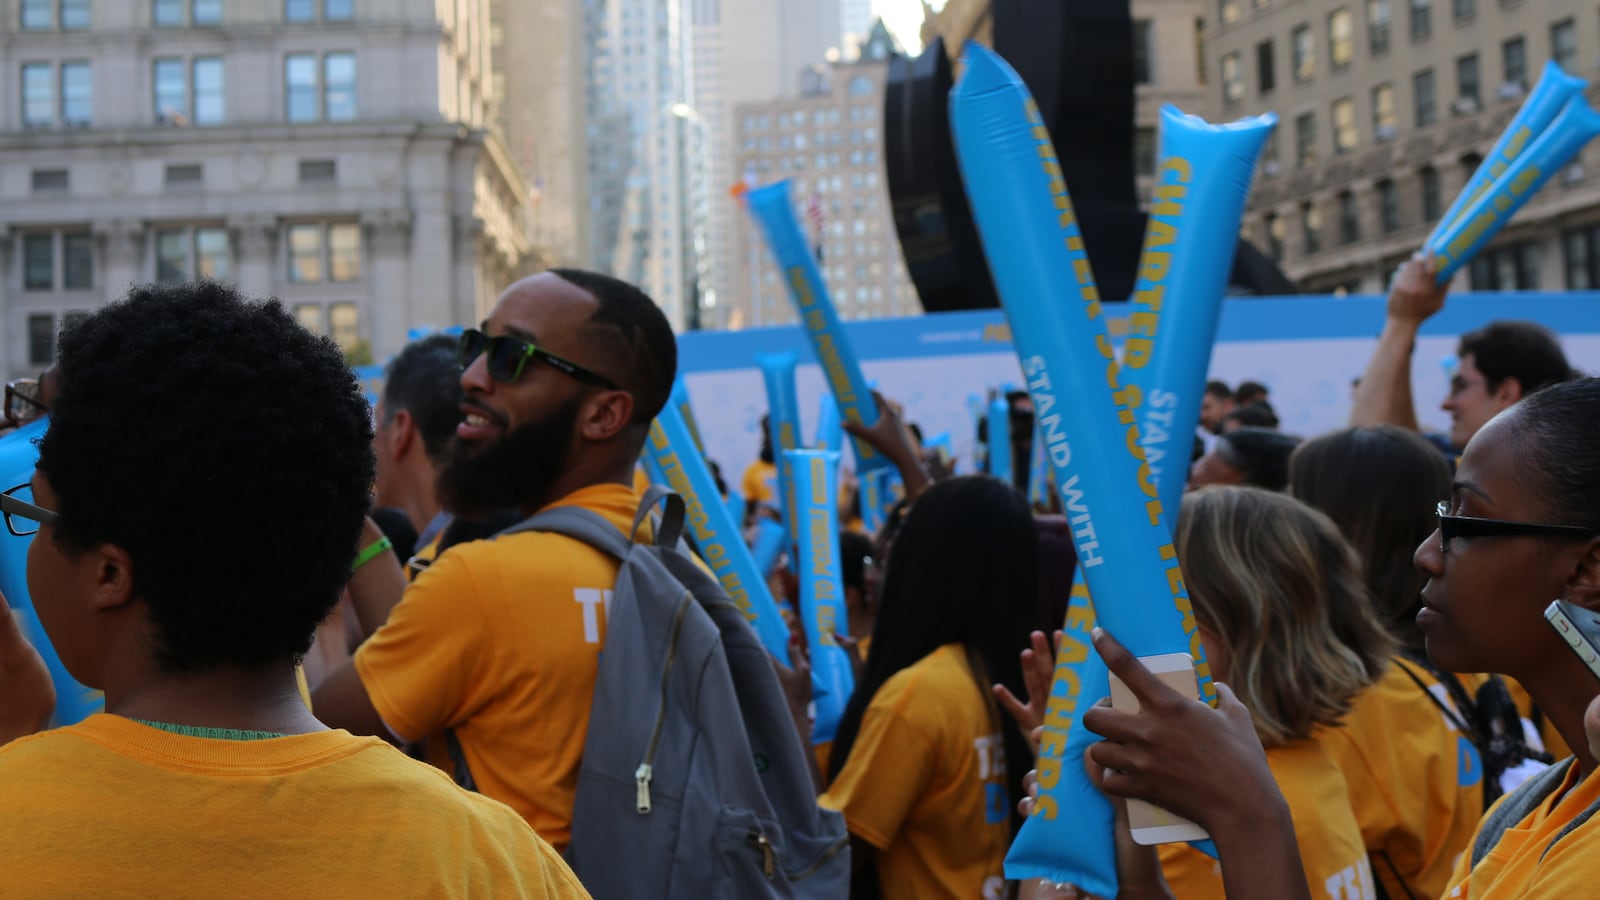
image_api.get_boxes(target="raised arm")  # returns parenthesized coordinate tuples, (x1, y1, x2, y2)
(1349, 254, 1448, 432)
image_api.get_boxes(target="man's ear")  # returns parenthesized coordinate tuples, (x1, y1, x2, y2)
(87, 544, 137, 613)
(390, 409, 417, 459)
(1493, 376, 1526, 408)
(579, 390, 636, 443)
(1564, 537, 1600, 614)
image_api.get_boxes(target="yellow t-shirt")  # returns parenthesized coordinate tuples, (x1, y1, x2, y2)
(1160, 738, 1374, 900)
(1444, 761, 1600, 898)
(1318, 658, 1484, 900)
(820, 643, 1009, 900)
(0, 714, 588, 898)
(741, 459, 778, 505)
(355, 482, 643, 850)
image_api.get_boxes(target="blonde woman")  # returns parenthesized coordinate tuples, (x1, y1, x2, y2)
(1156, 486, 1397, 900)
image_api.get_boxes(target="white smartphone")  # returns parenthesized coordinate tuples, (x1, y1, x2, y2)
(1546, 600, 1600, 683)
(1108, 652, 1212, 845)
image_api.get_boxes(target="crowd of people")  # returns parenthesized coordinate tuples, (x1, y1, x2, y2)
(0, 249, 1598, 900)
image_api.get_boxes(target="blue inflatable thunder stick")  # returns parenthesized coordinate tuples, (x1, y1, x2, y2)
(746, 183, 892, 482)
(751, 518, 789, 579)
(951, 44, 1216, 892)
(1427, 61, 1587, 251)
(1125, 104, 1276, 519)
(816, 393, 844, 453)
(785, 449, 856, 743)
(0, 420, 102, 727)
(1431, 95, 1600, 283)
(987, 394, 1013, 485)
(647, 404, 791, 663)
(758, 352, 803, 542)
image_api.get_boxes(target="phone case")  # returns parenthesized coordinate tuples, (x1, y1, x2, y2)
(1108, 653, 1211, 845)
(1546, 600, 1600, 683)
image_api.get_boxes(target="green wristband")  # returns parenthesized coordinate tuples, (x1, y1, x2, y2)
(352, 535, 393, 572)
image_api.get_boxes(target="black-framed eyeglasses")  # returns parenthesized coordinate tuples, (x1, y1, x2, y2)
(457, 328, 617, 389)
(3, 483, 58, 538)
(1435, 501, 1598, 554)
(4, 378, 47, 428)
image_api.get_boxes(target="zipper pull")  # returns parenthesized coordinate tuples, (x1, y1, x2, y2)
(748, 830, 776, 880)
(634, 763, 654, 814)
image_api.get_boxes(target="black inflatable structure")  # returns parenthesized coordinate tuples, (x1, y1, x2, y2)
(883, 0, 1296, 313)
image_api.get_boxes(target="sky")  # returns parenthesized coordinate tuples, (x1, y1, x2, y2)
(873, 0, 936, 55)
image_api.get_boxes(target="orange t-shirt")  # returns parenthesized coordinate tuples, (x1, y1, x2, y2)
(1318, 658, 1485, 900)
(355, 483, 642, 849)
(820, 643, 1009, 900)
(1444, 760, 1600, 897)
(1161, 738, 1375, 900)
(0, 715, 588, 898)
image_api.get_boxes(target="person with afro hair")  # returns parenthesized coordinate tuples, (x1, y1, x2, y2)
(0, 281, 588, 898)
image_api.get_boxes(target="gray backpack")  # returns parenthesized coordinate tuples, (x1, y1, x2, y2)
(468, 486, 850, 899)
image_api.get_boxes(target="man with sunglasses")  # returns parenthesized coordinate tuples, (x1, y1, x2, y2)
(1351, 254, 1575, 453)
(314, 269, 678, 851)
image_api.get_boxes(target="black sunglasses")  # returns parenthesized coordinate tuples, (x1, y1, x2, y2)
(1434, 501, 1598, 554)
(457, 328, 616, 389)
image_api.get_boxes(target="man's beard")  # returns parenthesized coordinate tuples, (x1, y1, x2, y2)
(435, 396, 582, 518)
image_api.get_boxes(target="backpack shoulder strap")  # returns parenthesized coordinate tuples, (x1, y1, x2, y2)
(1542, 768, 1600, 863)
(498, 505, 632, 559)
(1472, 758, 1574, 866)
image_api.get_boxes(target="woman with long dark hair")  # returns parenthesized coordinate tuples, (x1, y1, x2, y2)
(818, 475, 1039, 899)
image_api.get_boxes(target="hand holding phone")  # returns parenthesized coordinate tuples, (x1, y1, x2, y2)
(1108, 652, 1211, 845)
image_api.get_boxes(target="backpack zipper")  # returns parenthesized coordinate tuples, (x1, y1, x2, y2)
(784, 832, 850, 882)
(636, 589, 694, 815)
(747, 830, 776, 879)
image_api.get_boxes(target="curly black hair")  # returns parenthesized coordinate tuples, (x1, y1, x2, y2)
(36, 281, 375, 675)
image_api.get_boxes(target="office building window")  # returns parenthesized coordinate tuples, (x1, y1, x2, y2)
(295, 304, 324, 333)
(1220, 0, 1242, 25)
(1565, 224, 1600, 289)
(1134, 126, 1156, 176)
(154, 58, 187, 123)
(1133, 19, 1154, 85)
(1468, 242, 1539, 289)
(62, 0, 89, 28)
(155, 226, 231, 282)
(1257, 40, 1277, 94)
(31, 168, 67, 192)
(1296, 111, 1317, 167)
(21, 231, 94, 291)
(153, 0, 183, 26)
(1222, 52, 1244, 103)
(1333, 97, 1357, 153)
(60, 61, 90, 126)
(286, 53, 355, 121)
(325, 0, 352, 21)
(22, 63, 52, 126)
(1302, 201, 1323, 255)
(1329, 9, 1354, 69)
(1372, 82, 1397, 136)
(28, 315, 55, 366)
(23, 235, 54, 290)
(1339, 191, 1361, 243)
(1262, 129, 1280, 168)
(1414, 68, 1436, 126)
(1367, 0, 1391, 52)
(1378, 178, 1400, 232)
(21, 0, 51, 29)
(330, 303, 360, 350)
(193, 0, 221, 24)
(287, 222, 361, 283)
(1502, 36, 1527, 89)
(285, 0, 314, 21)
(1292, 24, 1315, 80)
(1551, 19, 1577, 73)
(1457, 53, 1480, 108)
(1421, 166, 1442, 220)
(1453, 0, 1473, 20)
(165, 163, 203, 188)
(194, 58, 225, 124)
(1410, 0, 1430, 39)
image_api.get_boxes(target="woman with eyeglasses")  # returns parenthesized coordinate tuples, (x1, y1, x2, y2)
(1083, 377, 1600, 900)
(1290, 425, 1541, 900)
